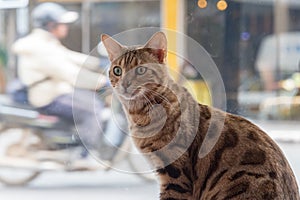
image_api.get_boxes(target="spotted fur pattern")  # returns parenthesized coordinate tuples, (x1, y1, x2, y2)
(102, 32, 299, 200)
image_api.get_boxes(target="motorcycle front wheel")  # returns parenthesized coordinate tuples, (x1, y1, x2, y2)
(0, 126, 41, 186)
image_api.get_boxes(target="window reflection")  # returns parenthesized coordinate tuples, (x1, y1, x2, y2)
(0, 0, 299, 190)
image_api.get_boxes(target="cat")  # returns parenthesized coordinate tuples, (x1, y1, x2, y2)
(101, 32, 299, 200)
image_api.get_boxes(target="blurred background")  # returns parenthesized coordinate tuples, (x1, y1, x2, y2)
(0, 0, 300, 199)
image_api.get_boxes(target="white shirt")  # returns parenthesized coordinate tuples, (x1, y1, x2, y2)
(12, 29, 106, 107)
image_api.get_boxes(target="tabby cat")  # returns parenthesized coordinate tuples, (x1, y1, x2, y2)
(101, 32, 299, 200)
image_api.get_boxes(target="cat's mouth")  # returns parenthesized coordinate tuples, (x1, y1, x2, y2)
(120, 87, 143, 100)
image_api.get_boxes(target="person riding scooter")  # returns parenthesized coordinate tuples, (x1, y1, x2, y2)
(11, 3, 117, 159)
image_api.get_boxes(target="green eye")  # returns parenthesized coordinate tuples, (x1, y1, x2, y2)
(113, 66, 122, 76)
(135, 66, 147, 75)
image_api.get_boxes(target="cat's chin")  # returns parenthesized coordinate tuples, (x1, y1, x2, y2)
(119, 92, 142, 101)
(120, 95, 137, 101)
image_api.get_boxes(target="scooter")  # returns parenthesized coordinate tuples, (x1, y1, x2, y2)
(0, 94, 155, 186)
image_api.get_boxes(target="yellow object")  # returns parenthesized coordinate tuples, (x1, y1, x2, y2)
(161, 0, 211, 105)
(217, 0, 228, 11)
(198, 0, 208, 9)
(184, 80, 211, 105)
(161, 0, 179, 80)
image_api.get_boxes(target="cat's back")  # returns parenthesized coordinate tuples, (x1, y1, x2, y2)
(195, 105, 299, 199)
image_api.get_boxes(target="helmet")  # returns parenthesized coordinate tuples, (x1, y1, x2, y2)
(32, 3, 78, 29)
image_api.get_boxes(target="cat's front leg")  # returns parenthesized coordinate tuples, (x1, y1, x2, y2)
(158, 166, 193, 200)
(159, 184, 192, 200)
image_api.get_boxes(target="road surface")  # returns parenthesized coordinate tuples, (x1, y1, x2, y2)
(0, 170, 158, 200)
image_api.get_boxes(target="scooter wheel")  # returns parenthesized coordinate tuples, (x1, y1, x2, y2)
(0, 127, 41, 186)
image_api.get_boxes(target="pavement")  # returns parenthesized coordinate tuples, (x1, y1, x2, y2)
(0, 170, 158, 200)
(254, 120, 300, 143)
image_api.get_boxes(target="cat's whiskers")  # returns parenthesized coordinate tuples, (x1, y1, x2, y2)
(141, 93, 155, 110)
(143, 87, 170, 105)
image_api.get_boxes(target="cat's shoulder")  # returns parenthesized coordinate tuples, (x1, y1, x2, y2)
(198, 103, 264, 133)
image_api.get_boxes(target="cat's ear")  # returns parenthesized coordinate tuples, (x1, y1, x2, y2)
(144, 32, 167, 63)
(101, 34, 124, 61)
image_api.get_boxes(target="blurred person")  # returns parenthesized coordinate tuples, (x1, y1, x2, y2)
(11, 3, 113, 159)
(256, 32, 300, 91)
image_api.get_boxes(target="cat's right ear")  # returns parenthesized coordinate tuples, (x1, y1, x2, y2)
(101, 34, 124, 61)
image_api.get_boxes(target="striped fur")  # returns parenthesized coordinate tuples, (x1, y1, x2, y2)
(102, 32, 299, 200)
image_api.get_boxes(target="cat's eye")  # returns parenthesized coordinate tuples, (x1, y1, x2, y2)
(113, 66, 122, 76)
(135, 66, 147, 75)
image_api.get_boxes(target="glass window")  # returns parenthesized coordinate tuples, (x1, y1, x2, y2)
(90, 1, 160, 50)
(0, 0, 300, 195)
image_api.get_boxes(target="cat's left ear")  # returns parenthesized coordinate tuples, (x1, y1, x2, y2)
(144, 32, 167, 63)
(101, 34, 124, 62)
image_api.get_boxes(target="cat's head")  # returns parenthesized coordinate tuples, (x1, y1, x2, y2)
(101, 32, 169, 101)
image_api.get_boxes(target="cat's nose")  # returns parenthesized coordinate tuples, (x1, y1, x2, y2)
(122, 80, 132, 91)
